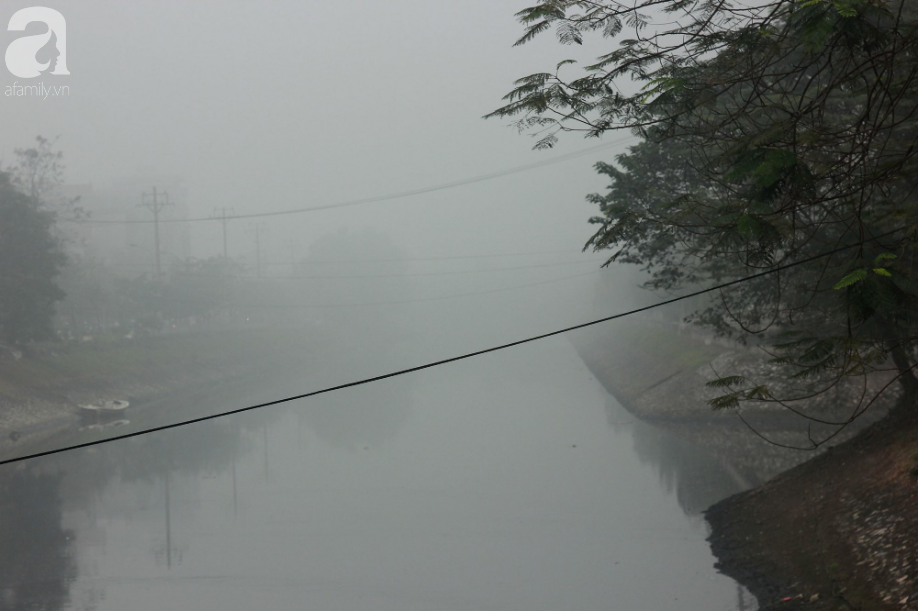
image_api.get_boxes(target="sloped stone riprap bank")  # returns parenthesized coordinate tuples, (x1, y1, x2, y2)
(706, 409, 918, 611)
(570, 322, 916, 610)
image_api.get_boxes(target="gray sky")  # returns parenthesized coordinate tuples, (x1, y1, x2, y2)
(0, 0, 644, 350)
(1, 0, 636, 255)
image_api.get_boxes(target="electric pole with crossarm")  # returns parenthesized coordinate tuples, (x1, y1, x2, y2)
(213, 207, 235, 260)
(139, 187, 172, 279)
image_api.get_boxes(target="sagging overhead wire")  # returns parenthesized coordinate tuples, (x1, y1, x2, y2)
(235, 258, 602, 281)
(268, 248, 598, 265)
(98, 257, 604, 280)
(0, 235, 891, 468)
(61, 138, 636, 225)
(93, 248, 600, 270)
(153, 269, 604, 311)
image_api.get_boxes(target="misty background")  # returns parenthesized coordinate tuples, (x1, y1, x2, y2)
(0, 0, 658, 368)
(0, 5, 767, 611)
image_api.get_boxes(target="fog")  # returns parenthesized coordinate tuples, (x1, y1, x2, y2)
(1, 339, 757, 611)
(0, 0, 654, 359)
(1, 0, 623, 251)
(0, 3, 761, 611)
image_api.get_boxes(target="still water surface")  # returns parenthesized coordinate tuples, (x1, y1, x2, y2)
(0, 338, 755, 610)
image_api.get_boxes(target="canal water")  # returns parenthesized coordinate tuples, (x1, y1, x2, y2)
(0, 337, 755, 610)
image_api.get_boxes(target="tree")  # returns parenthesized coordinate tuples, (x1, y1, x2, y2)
(0, 171, 65, 343)
(12, 136, 65, 203)
(10, 135, 85, 224)
(490, 0, 918, 436)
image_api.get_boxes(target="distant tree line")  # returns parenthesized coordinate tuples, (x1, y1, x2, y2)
(0, 137, 247, 346)
(55, 255, 244, 338)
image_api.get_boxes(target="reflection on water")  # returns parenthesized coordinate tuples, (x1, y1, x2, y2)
(609, 396, 748, 517)
(303, 383, 413, 452)
(0, 338, 755, 611)
(0, 471, 76, 611)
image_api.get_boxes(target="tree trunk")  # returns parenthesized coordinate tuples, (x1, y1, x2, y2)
(890, 343, 918, 392)
(888, 341, 918, 420)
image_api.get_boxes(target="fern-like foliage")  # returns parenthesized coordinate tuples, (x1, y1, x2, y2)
(491, 0, 918, 423)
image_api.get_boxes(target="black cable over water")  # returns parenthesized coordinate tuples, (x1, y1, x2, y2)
(0, 235, 899, 466)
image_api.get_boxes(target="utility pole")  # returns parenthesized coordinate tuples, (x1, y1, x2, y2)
(213, 207, 235, 260)
(253, 223, 266, 278)
(246, 223, 267, 277)
(139, 187, 172, 279)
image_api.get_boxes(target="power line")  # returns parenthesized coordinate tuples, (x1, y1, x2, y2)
(61, 138, 636, 226)
(274, 248, 593, 265)
(104, 269, 602, 312)
(72, 254, 605, 278)
(212, 269, 602, 309)
(81, 249, 601, 271)
(235, 258, 602, 281)
(0, 237, 879, 467)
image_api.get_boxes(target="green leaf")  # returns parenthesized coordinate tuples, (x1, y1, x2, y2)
(873, 268, 892, 277)
(639, 77, 685, 105)
(831, 0, 858, 17)
(709, 394, 740, 410)
(513, 20, 552, 47)
(833, 269, 867, 290)
(874, 253, 897, 264)
(737, 214, 755, 238)
(706, 375, 746, 388)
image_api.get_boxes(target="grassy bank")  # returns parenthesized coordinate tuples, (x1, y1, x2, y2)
(0, 328, 316, 394)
